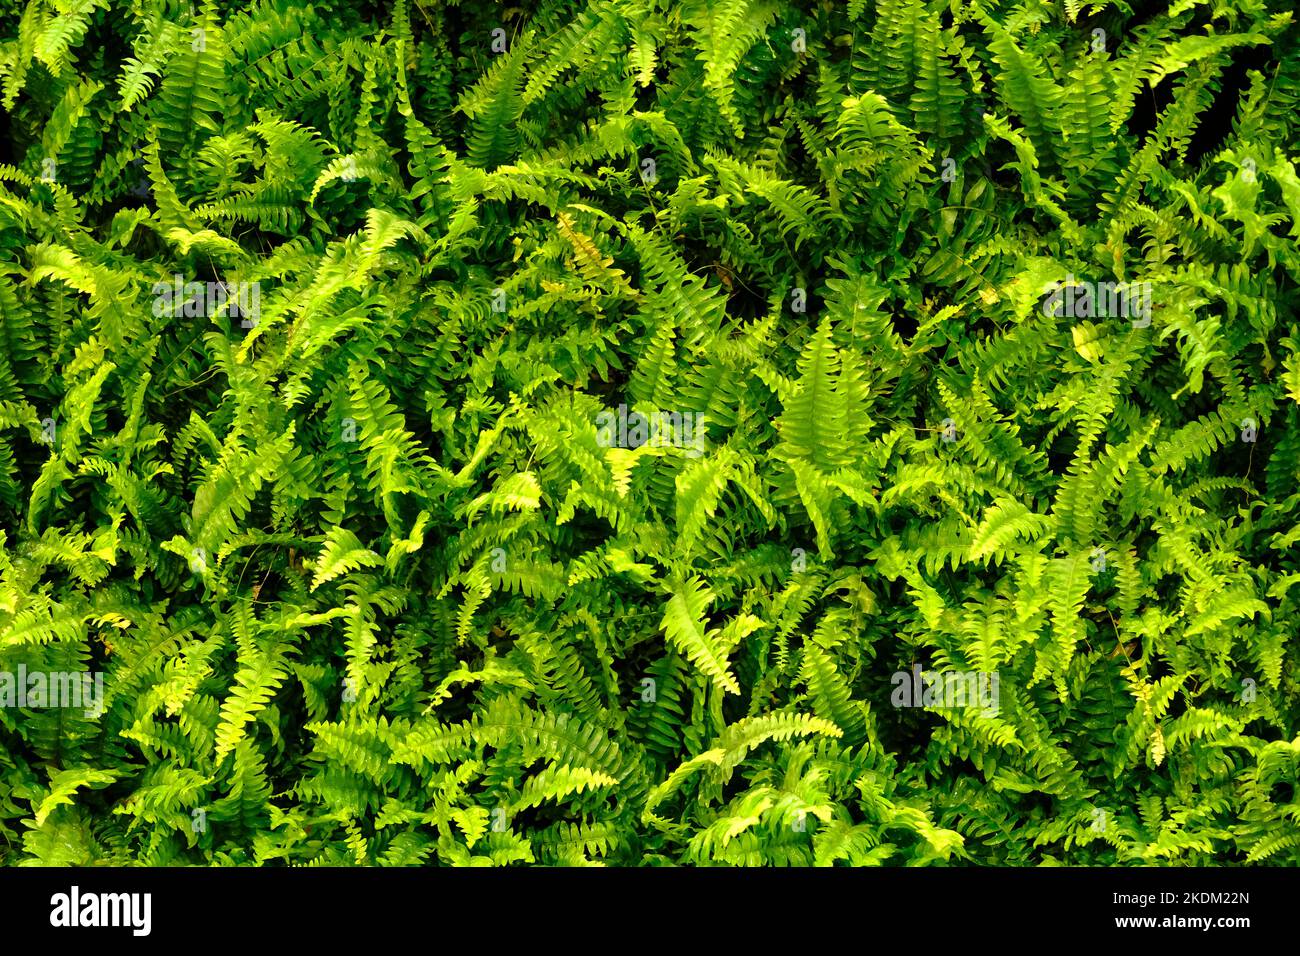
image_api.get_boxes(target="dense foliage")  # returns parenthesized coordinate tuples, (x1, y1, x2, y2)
(1, 0, 1298, 867)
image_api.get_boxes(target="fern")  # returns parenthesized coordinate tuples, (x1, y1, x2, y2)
(0, 0, 1296, 874)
